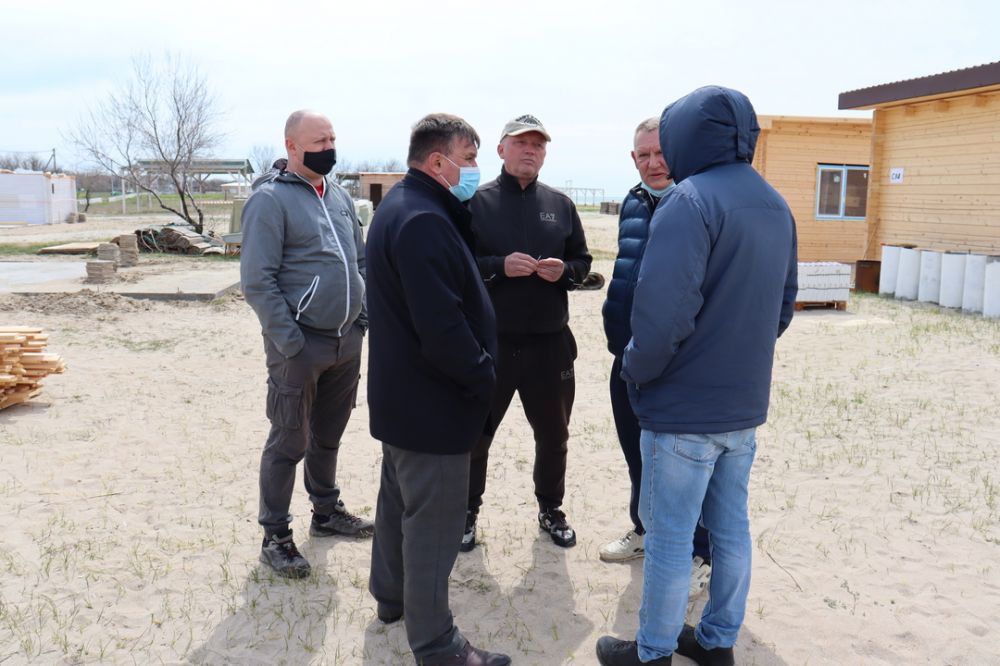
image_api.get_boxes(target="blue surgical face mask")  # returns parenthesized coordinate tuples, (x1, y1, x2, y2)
(641, 181, 675, 198)
(441, 155, 480, 202)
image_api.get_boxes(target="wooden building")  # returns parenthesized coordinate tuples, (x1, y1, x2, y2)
(337, 172, 405, 208)
(752, 116, 873, 262)
(839, 61, 1000, 259)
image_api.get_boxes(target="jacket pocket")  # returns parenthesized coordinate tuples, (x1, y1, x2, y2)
(266, 377, 303, 429)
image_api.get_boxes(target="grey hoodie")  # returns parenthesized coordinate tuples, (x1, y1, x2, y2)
(240, 169, 366, 358)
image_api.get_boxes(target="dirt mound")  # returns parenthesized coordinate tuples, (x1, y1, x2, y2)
(0, 289, 153, 316)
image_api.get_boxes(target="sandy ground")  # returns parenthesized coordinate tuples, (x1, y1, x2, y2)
(1, 213, 999, 665)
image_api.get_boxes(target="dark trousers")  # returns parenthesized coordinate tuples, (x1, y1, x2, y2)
(369, 443, 468, 662)
(258, 325, 362, 536)
(469, 328, 577, 512)
(610, 355, 711, 560)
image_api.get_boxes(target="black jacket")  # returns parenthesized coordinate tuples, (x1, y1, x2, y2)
(470, 168, 592, 336)
(366, 168, 497, 454)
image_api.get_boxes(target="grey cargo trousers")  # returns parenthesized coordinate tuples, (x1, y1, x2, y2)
(258, 323, 363, 536)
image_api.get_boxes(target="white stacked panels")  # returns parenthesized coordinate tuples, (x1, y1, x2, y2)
(917, 251, 942, 303)
(879, 245, 901, 295)
(984, 262, 1000, 318)
(895, 248, 921, 300)
(796, 262, 850, 302)
(938, 253, 967, 308)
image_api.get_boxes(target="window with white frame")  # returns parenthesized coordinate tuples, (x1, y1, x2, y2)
(815, 164, 868, 220)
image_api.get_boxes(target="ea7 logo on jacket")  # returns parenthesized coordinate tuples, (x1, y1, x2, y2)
(539, 212, 557, 223)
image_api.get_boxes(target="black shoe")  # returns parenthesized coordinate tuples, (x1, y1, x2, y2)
(420, 639, 511, 665)
(676, 625, 734, 666)
(376, 602, 402, 624)
(459, 510, 477, 552)
(596, 636, 671, 665)
(310, 501, 374, 538)
(538, 507, 577, 547)
(259, 531, 311, 579)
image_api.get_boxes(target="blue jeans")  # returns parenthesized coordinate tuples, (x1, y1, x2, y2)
(636, 428, 756, 661)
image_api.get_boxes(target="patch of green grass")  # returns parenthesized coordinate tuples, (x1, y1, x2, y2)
(0, 243, 54, 255)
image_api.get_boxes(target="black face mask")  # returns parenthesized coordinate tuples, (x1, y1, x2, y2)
(302, 148, 337, 176)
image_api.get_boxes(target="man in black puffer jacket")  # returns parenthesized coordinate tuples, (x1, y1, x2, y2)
(463, 114, 592, 552)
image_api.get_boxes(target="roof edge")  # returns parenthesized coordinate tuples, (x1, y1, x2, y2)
(839, 61, 1000, 110)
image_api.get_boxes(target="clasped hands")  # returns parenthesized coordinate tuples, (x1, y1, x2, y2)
(504, 252, 564, 282)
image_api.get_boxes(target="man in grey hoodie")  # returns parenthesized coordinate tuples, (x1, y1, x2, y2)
(241, 110, 372, 579)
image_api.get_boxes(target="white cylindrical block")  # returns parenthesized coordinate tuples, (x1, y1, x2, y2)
(895, 248, 921, 300)
(962, 254, 988, 313)
(938, 253, 967, 308)
(879, 245, 901, 295)
(917, 251, 942, 303)
(984, 262, 1000, 318)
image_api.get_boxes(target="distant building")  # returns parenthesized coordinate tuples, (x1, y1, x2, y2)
(0, 171, 78, 225)
(336, 172, 405, 208)
(753, 116, 873, 263)
(839, 61, 1000, 258)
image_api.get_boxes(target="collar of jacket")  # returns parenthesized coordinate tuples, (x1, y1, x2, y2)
(404, 167, 475, 246)
(270, 169, 329, 195)
(498, 166, 538, 193)
(629, 182, 658, 211)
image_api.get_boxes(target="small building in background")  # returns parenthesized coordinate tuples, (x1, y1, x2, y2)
(337, 172, 405, 209)
(839, 61, 1000, 258)
(752, 115, 873, 263)
(0, 171, 78, 225)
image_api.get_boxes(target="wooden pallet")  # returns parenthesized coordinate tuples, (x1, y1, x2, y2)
(795, 300, 847, 311)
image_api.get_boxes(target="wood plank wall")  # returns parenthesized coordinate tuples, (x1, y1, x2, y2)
(865, 90, 1000, 258)
(753, 118, 872, 263)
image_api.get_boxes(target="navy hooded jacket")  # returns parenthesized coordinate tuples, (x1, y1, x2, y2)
(622, 86, 798, 434)
(602, 184, 659, 357)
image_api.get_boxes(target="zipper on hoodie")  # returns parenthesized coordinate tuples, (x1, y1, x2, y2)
(291, 173, 352, 335)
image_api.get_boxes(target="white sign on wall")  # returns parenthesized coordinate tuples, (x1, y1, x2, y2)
(889, 167, 905, 184)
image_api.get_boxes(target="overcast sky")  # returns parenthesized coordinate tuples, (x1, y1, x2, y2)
(1, 0, 996, 198)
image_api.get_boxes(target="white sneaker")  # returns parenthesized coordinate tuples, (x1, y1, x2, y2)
(689, 555, 712, 598)
(599, 529, 644, 562)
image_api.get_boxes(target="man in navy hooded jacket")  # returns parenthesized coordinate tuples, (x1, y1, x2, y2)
(597, 87, 797, 666)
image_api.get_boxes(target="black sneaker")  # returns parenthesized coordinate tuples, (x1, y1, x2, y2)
(421, 639, 511, 665)
(538, 507, 577, 548)
(260, 531, 311, 579)
(310, 501, 374, 538)
(596, 636, 671, 665)
(459, 510, 477, 553)
(675, 624, 734, 666)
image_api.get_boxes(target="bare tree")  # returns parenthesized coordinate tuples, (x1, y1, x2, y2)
(382, 158, 405, 172)
(73, 170, 115, 212)
(249, 144, 277, 175)
(68, 54, 222, 233)
(0, 152, 56, 172)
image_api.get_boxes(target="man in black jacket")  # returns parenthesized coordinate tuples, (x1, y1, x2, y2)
(366, 113, 510, 666)
(463, 114, 592, 551)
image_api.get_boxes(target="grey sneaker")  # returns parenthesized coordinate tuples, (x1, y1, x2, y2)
(459, 510, 477, 552)
(538, 507, 577, 548)
(310, 501, 374, 537)
(260, 531, 311, 579)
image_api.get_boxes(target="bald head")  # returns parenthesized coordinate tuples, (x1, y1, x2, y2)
(283, 110, 336, 184)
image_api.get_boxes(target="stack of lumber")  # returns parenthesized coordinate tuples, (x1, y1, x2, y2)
(136, 225, 224, 255)
(599, 201, 622, 215)
(116, 234, 139, 267)
(0, 327, 66, 410)
(97, 243, 121, 266)
(85, 260, 116, 282)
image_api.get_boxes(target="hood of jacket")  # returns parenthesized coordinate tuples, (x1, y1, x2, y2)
(659, 86, 760, 183)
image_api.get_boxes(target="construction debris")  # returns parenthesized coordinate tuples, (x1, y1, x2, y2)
(38, 242, 102, 255)
(0, 327, 66, 410)
(86, 260, 116, 282)
(116, 234, 139, 267)
(135, 225, 224, 255)
(97, 243, 121, 266)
